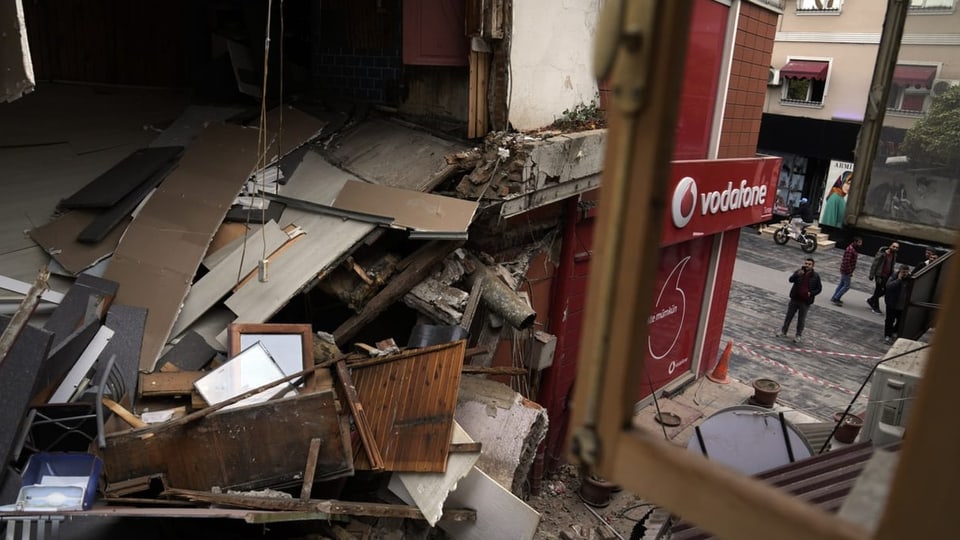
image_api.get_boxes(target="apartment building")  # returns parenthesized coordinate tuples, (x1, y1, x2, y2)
(758, 0, 960, 238)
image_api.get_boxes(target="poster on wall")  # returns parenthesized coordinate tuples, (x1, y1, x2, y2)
(637, 236, 712, 400)
(819, 160, 853, 228)
(767, 152, 807, 216)
(864, 166, 960, 230)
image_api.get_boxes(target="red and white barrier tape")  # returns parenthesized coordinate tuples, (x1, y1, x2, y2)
(750, 342, 881, 360)
(736, 343, 856, 396)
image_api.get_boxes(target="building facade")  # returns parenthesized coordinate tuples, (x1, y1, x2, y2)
(760, 0, 960, 233)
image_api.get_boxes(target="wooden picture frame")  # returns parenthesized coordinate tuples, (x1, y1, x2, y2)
(227, 323, 315, 390)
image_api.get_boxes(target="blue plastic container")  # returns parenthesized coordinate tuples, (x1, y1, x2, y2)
(21, 452, 103, 510)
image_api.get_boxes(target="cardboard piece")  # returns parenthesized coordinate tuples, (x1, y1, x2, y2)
(29, 211, 130, 275)
(333, 180, 478, 234)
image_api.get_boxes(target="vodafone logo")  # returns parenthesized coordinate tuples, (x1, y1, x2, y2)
(671, 177, 698, 229)
(671, 176, 767, 229)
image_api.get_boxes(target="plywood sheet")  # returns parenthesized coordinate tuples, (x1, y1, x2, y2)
(29, 210, 129, 275)
(104, 123, 261, 373)
(169, 220, 288, 339)
(333, 180, 478, 233)
(351, 341, 466, 472)
(100, 390, 352, 491)
(323, 118, 465, 191)
(219, 152, 375, 340)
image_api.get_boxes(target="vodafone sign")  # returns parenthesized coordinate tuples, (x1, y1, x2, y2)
(662, 156, 781, 246)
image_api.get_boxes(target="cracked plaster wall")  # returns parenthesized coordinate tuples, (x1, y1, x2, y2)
(508, 0, 601, 131)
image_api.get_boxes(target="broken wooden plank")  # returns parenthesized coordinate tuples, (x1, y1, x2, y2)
(0, 268, 49, 369)
(461, 365, 527, 376)
(138, 371, 203, 398)
(334, 240, 462, 346)
(335, 360, 384, 471)
(450, 442, 483, 454)
(101, 390, 352, 491)
(102, 397, 147, 429)
(351, 341, 465, 472)
(163, 487, 476, 522)
(300, 438, 323, 501)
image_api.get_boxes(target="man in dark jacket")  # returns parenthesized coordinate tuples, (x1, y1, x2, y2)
(883, 265, 911, 344)
(778, 258, 823, 344)
(830, 237, 862, 306)
(867, 242, 900, 314)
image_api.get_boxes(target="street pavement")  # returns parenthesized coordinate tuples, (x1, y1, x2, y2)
(719, 230, 905, 420)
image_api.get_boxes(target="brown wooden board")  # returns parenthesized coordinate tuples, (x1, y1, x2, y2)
(100, 390, 352, 491)
(351, 341, 465, 472)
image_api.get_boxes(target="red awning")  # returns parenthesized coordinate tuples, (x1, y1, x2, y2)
(780, 60, 829, 81)
(892, 65, 937, 89)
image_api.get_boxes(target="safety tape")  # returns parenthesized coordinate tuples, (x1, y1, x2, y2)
(736, 343, 857, 396)
(749, 342, 881, 360)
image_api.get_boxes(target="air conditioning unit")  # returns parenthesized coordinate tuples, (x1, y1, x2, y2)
(930, 78, 959, 98)
(860, 338, 927, 447)
(768, 67, 781, 87)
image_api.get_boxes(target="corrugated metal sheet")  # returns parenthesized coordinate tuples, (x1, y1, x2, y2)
(351, 340, 466, 472)
(668, 442, 901, 540)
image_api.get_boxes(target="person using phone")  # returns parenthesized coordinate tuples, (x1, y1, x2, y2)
(778, 258, 822, 344)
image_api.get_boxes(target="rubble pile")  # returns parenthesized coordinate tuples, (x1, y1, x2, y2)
(0, 104, 579, 538)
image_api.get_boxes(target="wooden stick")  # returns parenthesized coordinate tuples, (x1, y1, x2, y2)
(335, 360, 385, 471)
(102, 397, 148, 429)
(0, 266, 49, 370)
(300, 438, 323, 501)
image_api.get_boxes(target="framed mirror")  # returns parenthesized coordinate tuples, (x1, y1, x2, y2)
(227, 323, 315, 388)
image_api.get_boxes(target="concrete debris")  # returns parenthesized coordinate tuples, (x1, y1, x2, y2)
(0, 101, 610, 539)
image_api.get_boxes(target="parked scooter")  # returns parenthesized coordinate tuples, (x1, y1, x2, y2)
(772, 221, 817, 253)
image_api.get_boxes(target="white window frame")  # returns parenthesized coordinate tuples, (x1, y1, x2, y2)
(779, 57, 832, 108)
(908, 0, 955, 14)
(887, 63, 940, 116)
(796, 0, 843, 15)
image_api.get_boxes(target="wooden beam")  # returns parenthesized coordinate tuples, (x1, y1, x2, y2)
(334, 360, 385, 471)
(300, 438, 323, 501)
(461, 365, 527, 376)
(0, 267, 49, 370)
(103, 397, 147, 429)
(163, 487, 476, 522)
(449, 442, 482, 454)
(138, 371, 203, 397)
(333, 241, 461, 346)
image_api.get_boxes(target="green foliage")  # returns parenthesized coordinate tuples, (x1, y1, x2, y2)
(548, 99, 605, 131)
(901, 84, 960, 171)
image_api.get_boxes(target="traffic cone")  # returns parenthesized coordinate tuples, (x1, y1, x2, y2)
(706, 341, 733, 384)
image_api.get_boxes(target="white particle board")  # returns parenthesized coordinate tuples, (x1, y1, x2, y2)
(48, 325, 115, 403)
(388, 423, 481, 526)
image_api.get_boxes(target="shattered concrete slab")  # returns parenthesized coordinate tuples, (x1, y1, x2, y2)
(454, 375, 548, 496)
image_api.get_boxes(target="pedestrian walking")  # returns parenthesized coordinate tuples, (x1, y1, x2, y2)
(883, 265, 911, 344)
(867, 241, 900, 314)
(830, 236, 862, 306)
(779, 258, 822, 343)
(912, 246, 940, 275)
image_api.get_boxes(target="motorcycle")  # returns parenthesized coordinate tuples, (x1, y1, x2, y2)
(772, 220, 818, 253)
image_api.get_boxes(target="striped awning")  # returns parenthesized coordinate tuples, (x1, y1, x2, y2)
(780, 60, 829, 81)
(892, 65, 937, 89)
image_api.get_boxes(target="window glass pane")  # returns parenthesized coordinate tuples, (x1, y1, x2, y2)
(888, 88, 903, 109)
(901, 93, 926, 112)
(786, 79, 811, 100)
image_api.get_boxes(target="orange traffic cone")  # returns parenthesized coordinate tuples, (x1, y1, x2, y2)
(706, 341, 733, 384)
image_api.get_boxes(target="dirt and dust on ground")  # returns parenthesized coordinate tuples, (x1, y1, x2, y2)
(526, 463, 663, 540)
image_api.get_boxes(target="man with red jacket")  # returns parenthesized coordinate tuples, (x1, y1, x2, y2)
(830, 237, 862, 306)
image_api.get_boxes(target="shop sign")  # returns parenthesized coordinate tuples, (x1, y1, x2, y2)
(662, 156, 781, 246)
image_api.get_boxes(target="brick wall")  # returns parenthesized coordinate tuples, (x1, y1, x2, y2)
(717, 2, 778, 158)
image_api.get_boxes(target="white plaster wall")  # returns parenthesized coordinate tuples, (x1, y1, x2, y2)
(509, 0, 601, 131)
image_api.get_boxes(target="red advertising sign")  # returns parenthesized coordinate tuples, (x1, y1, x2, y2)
(637, 236, 713, 400)
(661, 156, 781, 246)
